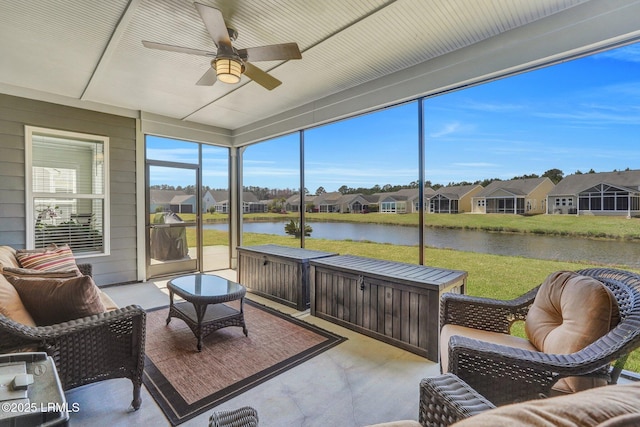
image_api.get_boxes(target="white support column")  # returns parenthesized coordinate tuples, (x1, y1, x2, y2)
(229, 147, 244, 269)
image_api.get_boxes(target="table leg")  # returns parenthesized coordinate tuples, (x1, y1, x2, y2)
(241, 297, 248, 336)
(166, 289, 174, 325)
(194, 302, 208, 352)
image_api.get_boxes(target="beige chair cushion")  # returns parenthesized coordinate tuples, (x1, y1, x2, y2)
(526, 271, 619, 393)
(451, 382, 640, 427)
(99, 291, 119, 312)
(0, 274, 36, 326)
(598, 413, 640, 427)
(0, 246, 19, 269)
(440, 324, 537, 373)
(7, 275, 106, 326)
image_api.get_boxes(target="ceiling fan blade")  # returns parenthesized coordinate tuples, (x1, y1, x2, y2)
(194, 3, 232, 48)
(196, 67, 217, 86)
(238, 43, 302, 62)
(142, 40, 215, 57)
(243, 62, 282, 90)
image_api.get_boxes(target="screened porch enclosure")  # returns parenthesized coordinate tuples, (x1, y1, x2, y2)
(578, 184, 640, 214)
(485, 198, 525, 214)
(430, 196, 458, 214)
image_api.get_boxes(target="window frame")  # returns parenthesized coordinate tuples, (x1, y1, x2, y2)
(25, 126, 110, 257)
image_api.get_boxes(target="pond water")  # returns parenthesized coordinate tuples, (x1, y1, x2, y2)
(204, 221, 640, 268)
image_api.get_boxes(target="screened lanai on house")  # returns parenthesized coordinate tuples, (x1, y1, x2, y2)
(1, 1, 640, 284)
(472, 178, 555, 215)
(430, 185, 482, 214)
(547, 170, 640, 216)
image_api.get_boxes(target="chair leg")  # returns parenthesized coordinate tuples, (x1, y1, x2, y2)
(609, 354, 629, 385)
(130, 382, 142, 411)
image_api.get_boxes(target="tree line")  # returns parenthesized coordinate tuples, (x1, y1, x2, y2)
(151, 167, 632, 199)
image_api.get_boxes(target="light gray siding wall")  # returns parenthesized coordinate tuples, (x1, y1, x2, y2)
(0, 94, 137, 286)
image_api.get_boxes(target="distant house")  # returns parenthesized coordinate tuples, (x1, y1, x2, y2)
(472, 177, 554, 215)
(285, 194, 317, 212)
(374, 191, 411, 214)
(370, 188, 436, 213)
(289, 192, 376, 213)
(203, 190, 266, 213)
(170, 194, 196, 214)
(341, 194, 377, 213)
(547, 170, 640, 216)
(430, 184, 483, 213)
(202, 190, 217, 212)
(150, 189, 195, 213)
(288, 188, 434, 214)
(401, 187, 436, 213)
(313, 192, 343, 213)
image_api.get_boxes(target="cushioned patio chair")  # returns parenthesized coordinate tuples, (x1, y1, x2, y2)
(439, 268, 640, 407)
(0, 261, 146, 410)
(419, 372, 640, 427)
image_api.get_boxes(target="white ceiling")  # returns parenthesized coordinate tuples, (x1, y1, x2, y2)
(1, 0, 640, 143)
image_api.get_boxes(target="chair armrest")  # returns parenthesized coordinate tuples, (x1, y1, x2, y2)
(447, 334, 616, 405)
(77, 263, 92, 277)
(419, 373, 495, 427)
(0, 305, 146, 391)
(440, 286, 538, 334)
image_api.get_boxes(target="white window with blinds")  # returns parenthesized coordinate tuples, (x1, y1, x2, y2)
(25, 126, 110, 256)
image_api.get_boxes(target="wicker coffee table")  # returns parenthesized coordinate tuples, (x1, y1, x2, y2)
(167, 274, 248, 351)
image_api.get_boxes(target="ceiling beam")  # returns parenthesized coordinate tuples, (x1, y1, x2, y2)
(81, 0, 141, 101)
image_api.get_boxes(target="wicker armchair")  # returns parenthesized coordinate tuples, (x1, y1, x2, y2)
(440, 268, 640, 407)
(0, 263, 146, 410)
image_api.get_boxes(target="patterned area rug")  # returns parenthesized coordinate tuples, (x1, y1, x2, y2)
(143, 300, 346, 425)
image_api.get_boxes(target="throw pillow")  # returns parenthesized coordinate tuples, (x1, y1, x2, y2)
(526, 271, 620, 353)
(15, 244, 81, 274)
(525, 270, 620, 393)
(7, 275, 106, 326)
(2, 267, 80, 279)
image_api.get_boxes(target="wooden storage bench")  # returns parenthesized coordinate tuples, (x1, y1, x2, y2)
(309, 255, 467, 361)
(237, 244, 337, 310)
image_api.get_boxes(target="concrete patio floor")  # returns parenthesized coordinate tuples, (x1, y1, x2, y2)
(65, 269, 439, 426)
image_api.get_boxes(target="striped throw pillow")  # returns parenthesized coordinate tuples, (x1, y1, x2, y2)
(15, 245, 80, 274)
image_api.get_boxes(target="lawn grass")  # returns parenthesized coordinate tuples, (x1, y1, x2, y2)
(190, 224, 640, 373)
(184, 211, 640, 241)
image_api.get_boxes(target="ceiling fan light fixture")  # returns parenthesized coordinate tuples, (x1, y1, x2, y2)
(215, 57, 242, 84)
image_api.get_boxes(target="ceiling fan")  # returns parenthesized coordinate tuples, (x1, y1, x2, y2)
(142, 2, 301, 90)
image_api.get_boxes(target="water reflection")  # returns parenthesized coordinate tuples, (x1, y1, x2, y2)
(206, 221, 640, 268)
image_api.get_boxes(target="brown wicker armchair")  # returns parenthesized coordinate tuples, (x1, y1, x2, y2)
(439, 268, 640, 407)
(0, 263, 146, 410)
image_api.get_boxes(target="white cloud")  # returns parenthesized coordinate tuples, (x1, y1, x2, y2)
(429, 122, 461, 137)
(595, 45, 640, 63)
(462, 100, 525, 112)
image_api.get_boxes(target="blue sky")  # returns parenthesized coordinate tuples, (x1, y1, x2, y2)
(149, 42, 640, 193)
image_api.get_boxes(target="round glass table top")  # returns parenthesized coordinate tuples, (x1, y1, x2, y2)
(168, 274, 245, 297)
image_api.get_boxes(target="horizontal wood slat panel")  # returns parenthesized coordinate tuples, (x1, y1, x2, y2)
(310, 255, 467, 361)
(237, 244, 337, 310)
